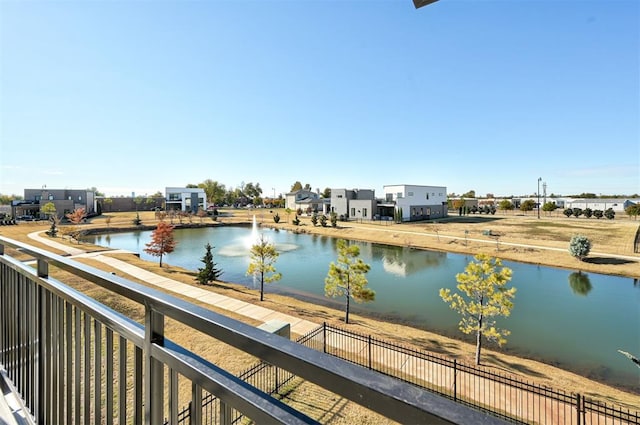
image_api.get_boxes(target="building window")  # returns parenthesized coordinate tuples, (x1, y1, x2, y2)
(168, 194, 180, 201)
(426, 193, 429, 200)
(35, 195, 41, 201)
(78, 195, 82, 201)
(439, 193, 443, 196)
(48, 194, 54, 200)
(396, 192, 402, 198)
(351, 208, 355, 216)
(68, 196, 72, 200)
(337, 195, 343, 198)
(408, 192, 414, 196)
(363, 208, 367, 218)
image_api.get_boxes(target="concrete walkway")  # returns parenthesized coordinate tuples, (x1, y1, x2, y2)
(3, 230, 631, 424)
(0, 232, 320, 425)
(27, 231, 320, 336)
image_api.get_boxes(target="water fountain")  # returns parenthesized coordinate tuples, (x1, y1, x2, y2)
(218, 215, 298, 257)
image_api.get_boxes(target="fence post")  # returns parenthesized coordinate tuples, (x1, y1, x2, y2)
(368, 335, 372, 370)
(576, 393, 581, 425)
(275, 366, 280, 391)
(453, 359, 457, 402)
(323, 322, 327, 354)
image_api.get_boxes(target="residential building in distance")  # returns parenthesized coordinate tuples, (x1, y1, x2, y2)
(383, 184, 448, 222)
(165, 187, 207, 213)
(330, 188, 377, 221)
(13, 188, 96, 219)
(284, 189, 326, 213)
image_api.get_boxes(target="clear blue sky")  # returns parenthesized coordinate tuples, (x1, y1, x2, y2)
(1, 0, 638, 199)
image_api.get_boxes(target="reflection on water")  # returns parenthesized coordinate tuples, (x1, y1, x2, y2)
(568, 271, 592, 296)
(374, 245, 446, 277)
(82, 226, 640, 392)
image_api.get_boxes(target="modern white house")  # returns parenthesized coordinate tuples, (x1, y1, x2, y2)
(330, 188, 377, 220)
(165, 187, 207, 213)
(383, 184, 448, 222)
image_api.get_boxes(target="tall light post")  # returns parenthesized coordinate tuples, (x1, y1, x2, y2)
(537, 177, 542, 219)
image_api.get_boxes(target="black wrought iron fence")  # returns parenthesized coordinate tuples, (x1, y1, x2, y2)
(304, 323, 639, 425)
(165, 320, 639, 425)
(169, 336, 305, 424)
(2, 236, 500, 425)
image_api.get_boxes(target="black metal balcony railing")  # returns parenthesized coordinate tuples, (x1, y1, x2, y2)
(0, 236, 508, 425)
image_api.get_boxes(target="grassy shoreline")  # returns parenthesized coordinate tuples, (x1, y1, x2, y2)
(1, 211, 639, 410)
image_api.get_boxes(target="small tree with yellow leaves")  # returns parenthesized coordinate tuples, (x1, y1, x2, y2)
(246, 234, 282, 301)
(440, 254, 515, 365)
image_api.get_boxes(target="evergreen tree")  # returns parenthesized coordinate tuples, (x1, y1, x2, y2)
(325, 239, 375, 324)
(195, 243, 222, 285)
(330, 212, 338, 227)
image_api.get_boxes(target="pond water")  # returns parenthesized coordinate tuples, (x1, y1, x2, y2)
(83, 225, 640, 392)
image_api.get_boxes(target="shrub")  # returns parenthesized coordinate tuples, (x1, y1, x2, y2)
(133, 212, 142, 226)
(569, 235, 591, 261)
(273, 213, 280, 223)
(583, 208, 593, 219)
(563, 209, 573, 218)
(292, 215, 300, 226)
(604, 208, 615, 220)
(311, 213, 318, 226)
(330, 212, 338, 227)
(319, 215, 328, 227)
(593, 209, 603, 219)
(572, 208, 583, 218)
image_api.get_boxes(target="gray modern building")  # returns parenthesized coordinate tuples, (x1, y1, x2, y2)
(14, 188, 96, 219)
(330, 188, 377, 221)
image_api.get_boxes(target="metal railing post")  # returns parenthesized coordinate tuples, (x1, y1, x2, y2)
(453, 359, 457, 402)
(192, 383, 202, 425)
(220, 400, 233, 425)
(144, 304, 165, 425)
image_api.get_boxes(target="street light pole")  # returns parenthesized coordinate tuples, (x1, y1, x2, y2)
(537, 177, 542, 219)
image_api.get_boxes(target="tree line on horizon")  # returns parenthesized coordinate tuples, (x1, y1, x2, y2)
(3, 184, 638, 207)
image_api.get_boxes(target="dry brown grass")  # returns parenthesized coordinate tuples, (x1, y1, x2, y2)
(71, 250, 640, 411)
(1, 211, 639, 418)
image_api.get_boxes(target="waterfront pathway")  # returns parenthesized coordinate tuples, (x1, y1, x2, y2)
(0, 230, 629, 424)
